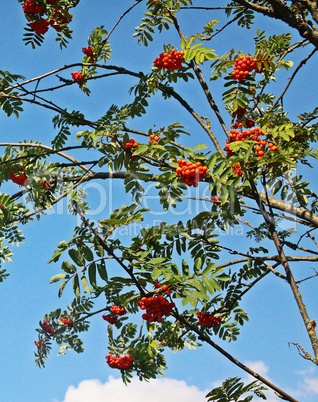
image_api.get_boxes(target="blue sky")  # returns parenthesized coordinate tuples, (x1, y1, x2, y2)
(0, 1, 318, 402)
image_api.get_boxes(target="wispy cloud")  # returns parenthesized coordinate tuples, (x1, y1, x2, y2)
(61, 376, 209, 402)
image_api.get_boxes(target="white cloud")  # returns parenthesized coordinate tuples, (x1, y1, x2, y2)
(293, 367, 318, 398)
(61, 376, 208, 402)
(60, 361, 318, 402)
(303, 377, 318, 394)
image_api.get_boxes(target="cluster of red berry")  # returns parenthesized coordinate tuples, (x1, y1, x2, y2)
(232, 162, 243, 177)
(231, 55, 262, 80)
(105, 354, 134, 370)
(197, 312, 222, 327)
(10, 171, 28, 187)
(154, 282, 171, 295)
(42, 321, 55, 335)
(22, 0, 45, 14)
(49, 8, 72, 31)
(71, 71, 85, 82)
(60, 317, 73, 328)
(110, 305, 126, 316)
(149, 134, 160, 145)
(29, 19, 50, 35)
(22, 1, 72, 35)
(102, 314, 118, 324)
(125, 138, 139, 149)
(82, 46, 95, 61)
(102, 305, 125, 324)
(235, 106, 247, 117)
(154, 49, 184, 71)
(234, 107, 255, 129)
(138, 294, 175, 323)
(225, 126, 278, 160)
(176, 159, 208, 187)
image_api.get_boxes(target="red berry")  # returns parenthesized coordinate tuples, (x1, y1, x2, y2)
(10, 171, 28, 186)
(110, 305, 126, 316)
(138, 294, 175, 323)
(42, 321, 55, 335)
(82, 46, 95, 61)
(71, 71, 85, 82)
(29, 19, 50, 35)
(106, 354, 134, 370)
(102, 314, 118, 324)
(176, 159, 208, 187)
(154, 50, 184, 71)
(197, 312, 222, 327)
(22, 0, 45, 15)
(60, 317, 74, 328)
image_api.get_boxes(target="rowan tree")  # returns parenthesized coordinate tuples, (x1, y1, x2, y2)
(1, 1, 318, 401)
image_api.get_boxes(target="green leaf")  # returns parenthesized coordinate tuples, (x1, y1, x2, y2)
(88, 263, 97, 288)
(97, 260, 108, 282)
(194, 257, 203, 272)
(81, 275, 91, 294)
(50, 273, 67, 283)
(202, 263, 216, 276)
(58, 281, 67, 298)
(69, 248, 85, 266)
(73, 275, 81, 297)
(61, 260, 77, 274)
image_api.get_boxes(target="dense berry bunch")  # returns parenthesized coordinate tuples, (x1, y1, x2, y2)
(42, 321, 55, 335)
(60, 317, 73, 328)
(49, 9, 72, 31)
(82, 46, 94, 61)
(29, 19, 50, 35)
(105, 354, 134, 370)
(197, 312, 222, 327)
(124, 138, 139, 149)
(149, 134, 160, 145)
(10, 171, 28, 186)
(102, 314, 117, 324)
(22, 0, 45, 15)
(225, 126, 278, 160)
(110, 305, 126, 316)
(138, 295, 175, 323)
(231, 55, 259, 80)
(22, 2, 73, 35)
(71, 71, 85, 82)
(235, 106, 246, 117)
(154, 49, 184, 71)
(232, 162, 243, 177)
(176, 159, 208, 187)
